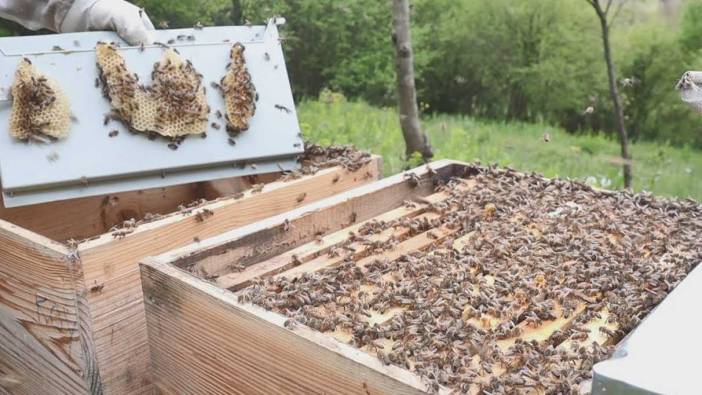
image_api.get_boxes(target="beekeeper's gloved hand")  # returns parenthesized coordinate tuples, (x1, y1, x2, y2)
(0, 0, 155, 45)
(62, 0, 155, 45)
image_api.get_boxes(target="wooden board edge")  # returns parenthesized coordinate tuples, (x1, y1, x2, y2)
(67, 256, 104, 395)
(140, 258, 429, 394)
(0, 218, 71, 255)
(152, 159, 460, 268)
(76, 157, 382, 252)
(0, 220, 95, 394)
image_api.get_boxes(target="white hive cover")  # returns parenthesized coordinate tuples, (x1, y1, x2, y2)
(0, 20, 303, 207)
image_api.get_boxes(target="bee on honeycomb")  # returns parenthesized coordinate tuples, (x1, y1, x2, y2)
(9, 58, 71, 142)
(96, 42, 208, 138)
(220, 43, 256, 134)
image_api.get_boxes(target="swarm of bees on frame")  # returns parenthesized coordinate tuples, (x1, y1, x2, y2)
(238, 164, 702, 393)
(9, 58, 71, 142)
(96, 42, 208, 140)
(220, 42, 257, 135)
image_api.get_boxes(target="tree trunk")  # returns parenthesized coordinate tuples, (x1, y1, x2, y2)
(230, 0, 243, 25)
(592, 2, 633, 190)
(391, 0, 433, 160)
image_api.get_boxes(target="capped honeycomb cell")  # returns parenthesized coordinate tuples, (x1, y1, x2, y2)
(9, 58, 71, 142)
(221, 43, 256, 134)
(96, 42, 208, 138)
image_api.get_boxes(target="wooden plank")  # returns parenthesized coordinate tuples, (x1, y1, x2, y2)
(277, 212, 446, 280)
(76, 160, 383, 395)
(491, 302, 586, 354)
(452, 231, 476, 251)
(140, 259, 429, 395)
(218, 180, 472, 290)
(355, 224, 459, 271)
(0, 182, 202, 243)
(160, 160, 456, 276)
(0, 169, 290, 244)
(0, 220, 99, 395)
(217, 188, 457, 290)
(217, 203, 428, 290)
(559, 308, 619, 352)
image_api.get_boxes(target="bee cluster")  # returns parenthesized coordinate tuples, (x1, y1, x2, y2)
(274, 143, 372, 181)
(239, 164, 702, 393)
(220, 42, 257, 135)
(9, 39, 262, 148)
(9, 58, 71, 142)
(96, 42, 208, 139)
(149, 50, 209, 137)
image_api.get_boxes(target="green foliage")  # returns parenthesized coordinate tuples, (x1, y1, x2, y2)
(1, 0, 701, 150)
(619, 22, 702, 147)
(0, 23, 12, 37)
(299, 98, 702, 200)
(413, 0, 608, 130)
(131, 0, 231, 28)
(679, 0, 702, 52)
(238, 0, 396, 103)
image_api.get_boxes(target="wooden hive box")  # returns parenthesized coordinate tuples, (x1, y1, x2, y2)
(140, 159, 701, 394)
(0, 153, 382, 395)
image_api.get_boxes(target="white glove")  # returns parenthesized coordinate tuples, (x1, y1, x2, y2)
(61, 0, 155, 45)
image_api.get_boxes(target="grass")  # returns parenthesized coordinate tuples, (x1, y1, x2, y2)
(298, 98, 702, 200)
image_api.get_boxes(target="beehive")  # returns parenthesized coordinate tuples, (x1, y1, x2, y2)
(0, 149, 382, 395)
(96, 42, 208, 138)
(141, 160, 702, 394)
(221, 42, 256, 134)
(9, 58, 70, 141)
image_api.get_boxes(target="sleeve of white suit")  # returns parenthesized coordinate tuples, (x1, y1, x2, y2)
(0, 0, 73, 31)
(0, 0, 154, 45)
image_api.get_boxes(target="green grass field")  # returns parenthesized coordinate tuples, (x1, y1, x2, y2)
(298, 98, 702, 200)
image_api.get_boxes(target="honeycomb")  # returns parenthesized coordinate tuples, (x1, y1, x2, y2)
(9, 58, 71, 141)
(221, 43, 256, 134)
(96, 42, 208, 138)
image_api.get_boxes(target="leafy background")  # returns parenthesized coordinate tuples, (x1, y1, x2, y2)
(0, 0, 700, 197)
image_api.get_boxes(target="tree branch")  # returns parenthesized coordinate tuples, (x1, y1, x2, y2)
(586, 0, 605, 19)
(604, 0, 614, 14)
(607, 1, 626, 28)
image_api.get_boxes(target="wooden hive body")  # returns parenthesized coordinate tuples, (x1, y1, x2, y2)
(0, 156, 381, 395)
(141, 160, 701, 394)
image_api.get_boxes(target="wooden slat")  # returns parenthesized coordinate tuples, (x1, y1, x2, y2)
(0, 220, 99, 394)
(277, 212, 445, 280)
(357, 224, 458, 270)
(158, 159, 457, 273)
(140, 259, 429, 395)
(217, 204, 428, 290)
(452, 231, 475, 251)
(0, 172, 275, 243)
(497, 302, 586, 351)
(76, 161, 383, 395)
(268, 184, 474, 282)
(558, 307, 619, 352)
(217, 189, 457, 290)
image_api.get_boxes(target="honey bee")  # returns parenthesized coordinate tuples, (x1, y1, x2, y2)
(275, 104, 291, 114)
